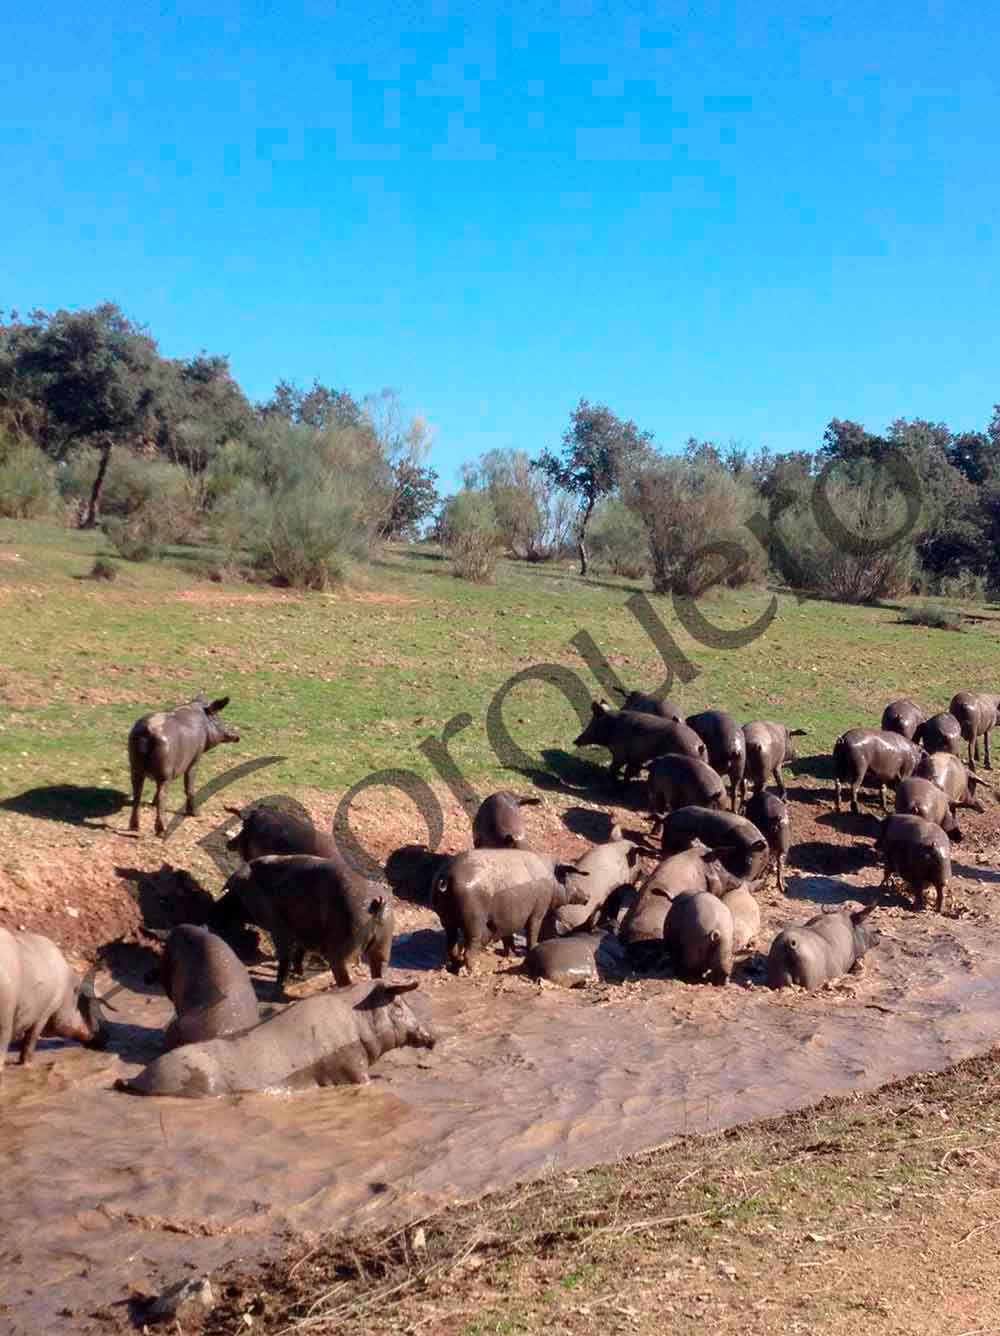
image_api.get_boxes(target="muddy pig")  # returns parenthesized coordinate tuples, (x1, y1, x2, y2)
(647, 754, 726, 833)
(894, 777, 962, 840)
(611, 687, 683, 721)
(443, 870, 587, 973)
(685, 710, 746, 806)
(116, 980, 434, 1096)
(949, 691, 1000, 771)
(719, 885, 760, 952)
(574, 700, 707, 782)
(128, 694, 240, 837)
(524, 930, 627, 988)
(1, 927, 111, 1078)
(744, 791, 791, 891)
(230, 854, 394, 995)
(472, 791, 542, 849)
(832, 728, 924, 814)
(881, 698, 926, 740)
(660, 806, 769, 882)
(741, 721, 807, 801)
(665, 891, 734, 985)
(876, 814, 951, 912)
(915, 752, 992, 810)
(767, 905, 875, 990)
(225, 804, 336, 861)
(540, 826, 638, 938)
(914, 712, 963, 757)
(618, 843, 744, 959)
(159, 924, 260, 1050)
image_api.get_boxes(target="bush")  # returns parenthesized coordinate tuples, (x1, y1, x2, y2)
(102, 513, 161, 561)
(0, 438, 57, 518)
(440, 492, 504, 583)
(587, 499, 649, 578)
(89, 557, 118, 581)
(900, 604, 963, 631)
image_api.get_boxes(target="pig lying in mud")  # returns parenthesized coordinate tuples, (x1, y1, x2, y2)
(524, 930, 628, 988)
(574, 700, 707, 782)
(228, 854, 394, 995)
(472, 791, 542, 849)
(116, 980, 435, 1096)
(618, 843, 745, 958)
(665, 891, 735, 986)
(540, 827, 638, 938)
(128, 694, 240, 837)
(767, 905, 876, 990)
(159, 925, 259, 1050)
(1, 927, 111, 1078)
(876, 814, 952, 912)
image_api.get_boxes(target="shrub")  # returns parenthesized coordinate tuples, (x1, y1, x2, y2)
(102, 513, 161, 561)
(900, 605, 963, 631)
(89, 556, 118, 581)
(587, 499, 649, 578)
(0, 437, 57, 518)
(440, 491, 504, 583)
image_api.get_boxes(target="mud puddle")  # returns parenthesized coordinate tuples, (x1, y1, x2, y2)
(3, 906, 1000, 1332)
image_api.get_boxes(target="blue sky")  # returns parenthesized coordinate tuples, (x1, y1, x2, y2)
(2, 1, 998, 490)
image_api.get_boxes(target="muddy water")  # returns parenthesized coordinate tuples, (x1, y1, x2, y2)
(3, 913, 1000, 1331)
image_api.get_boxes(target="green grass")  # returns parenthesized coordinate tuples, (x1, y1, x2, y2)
(1, 518, 998, 810)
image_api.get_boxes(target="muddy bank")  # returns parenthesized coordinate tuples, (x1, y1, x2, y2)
(3, 876, 1000, 1333)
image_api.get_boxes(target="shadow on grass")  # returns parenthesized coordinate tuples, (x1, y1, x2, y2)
(0, 784, 129, 826)
(789, 754, 835, 782)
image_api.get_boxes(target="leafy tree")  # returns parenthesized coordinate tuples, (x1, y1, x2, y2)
(379, 459, 439, 539)
(533, 399, 654, 575)
(260, 378, 365, 431)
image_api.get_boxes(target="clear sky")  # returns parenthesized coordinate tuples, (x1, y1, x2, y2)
(2, 1, 998, 490)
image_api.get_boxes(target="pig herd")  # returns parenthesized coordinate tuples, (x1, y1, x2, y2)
(2, 686, 998, 1098)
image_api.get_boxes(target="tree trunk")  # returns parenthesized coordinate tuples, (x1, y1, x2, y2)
(577, 494, 596, 576)
(81, 440, 112, 529)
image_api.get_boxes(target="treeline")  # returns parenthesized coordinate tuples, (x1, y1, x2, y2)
(442, 401, 1000, 603)
(0, 303, 440, 587)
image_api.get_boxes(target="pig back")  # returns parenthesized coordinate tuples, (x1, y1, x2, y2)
(524, 931, 627, 987)
(247, 855, 395, 963)
(162, 925, 259, 1050)
(661, 807, 768, 880)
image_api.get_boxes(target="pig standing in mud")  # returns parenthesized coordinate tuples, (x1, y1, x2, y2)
(832, 728, 924, 814)
(881, 699, 926, 740)
(767, 905, 875, 990)
(574, 700, 707, 782)
(1, 927, 110, 1078)
(744, 791, 791, 891)
(646, 754, 726, 831)
(914, 712, 962, 757)
(617, 843, 745, 959)
(540, 827, 638, 938)
(128, 694, 241, 837)
(876, 814, 951, 912)
(659, 806, 770, 882)
(472, 791, 542, 849)
(894, 778, 962, 840)
(159, 924, 260, 1050)
(116, 980, 435, 1096)
(229, 854, 394, 996)
(915, 752, 991, 812)
(949, 691, 1000, 771)
(685, 710, 746, 807)
(741, 721, 807, 801)
(665, 891, 735, 985)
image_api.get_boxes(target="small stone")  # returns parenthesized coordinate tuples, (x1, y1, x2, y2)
(145, 1275, 215, 1325)
(412, 1226, 427, 1251)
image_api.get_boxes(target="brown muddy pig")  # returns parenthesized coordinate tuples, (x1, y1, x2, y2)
(647, 754, 726, 833)
(540, 826, 638, 938)
(665, 891, 734, 985)
(659, 806, 769, 882)
(116, 980, 435, 1096)
(685, 710, 746, 806)
(617, 843, 745, 958)
(471, 791, 542, 849)
(128, 695, 240, 837)
(741, 721, 807, 801)
(914, 712, 963, 757)
(159, 924, 260, 1051)
(949, 692, 1000, 772)
(743, 791, 791, 892)
(441, 869, 587, 974)
(225, 804, 336, 861)
(767, 905, 875, 990)
(719, 885, 760, 952)
(915, 751, 991, 810)
(524, 930, 628, 988)
(832, 728, 924, 814)
(229, 854, 394, 996)
(881, 699, 926, 740)
(611, 687, 684, 722)
(894, 778, 962, 841)
(875, 814, 951, 912)
(573, 700, 707, 782)
(1, 928, 111, 1078)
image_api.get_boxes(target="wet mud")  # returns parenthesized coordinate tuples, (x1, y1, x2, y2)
(4, 867, 1000, 1331)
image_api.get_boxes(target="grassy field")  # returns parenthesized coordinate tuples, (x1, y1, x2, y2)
(2, 517, 998, 816)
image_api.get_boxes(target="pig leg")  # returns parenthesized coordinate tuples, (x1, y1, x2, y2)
(153, 780, 167, 838)
(773, 766, 787, 800)
(775, 853, 785, 894)
(18, 1020, 45, 1065)
(985, 730, 993, 771)
(879, 782, 888, 810)
(128, 764, 144, 833)
(367, 942, 387, 980)
(329, 958, 353, 987)
(183, 764, 198, 816)
(0, 1012, 13, 1079)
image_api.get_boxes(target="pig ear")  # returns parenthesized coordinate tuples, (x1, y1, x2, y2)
(382, 980, 420, 997)
(207, 696, 231, 713)
(789, 728, 808, 736)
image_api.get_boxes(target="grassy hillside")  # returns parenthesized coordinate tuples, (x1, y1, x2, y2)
(2, 518, 998, 811)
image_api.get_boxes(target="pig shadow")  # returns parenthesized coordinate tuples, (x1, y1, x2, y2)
(114, 864, 217, 930)
(391, 929, 446, 971)
(814, 809, 883, 838)
(385, 845, 451, 905)
(952, 861, 1000, 885)
(784, 874, 874, 907)
(561, 806, 619, 841)
(787, 840, 876, 876)
(99, 940, 165, 999)
(789, 754, 835, 781)
(0, 784, 128, 827)
(782, 784, 831, 808)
